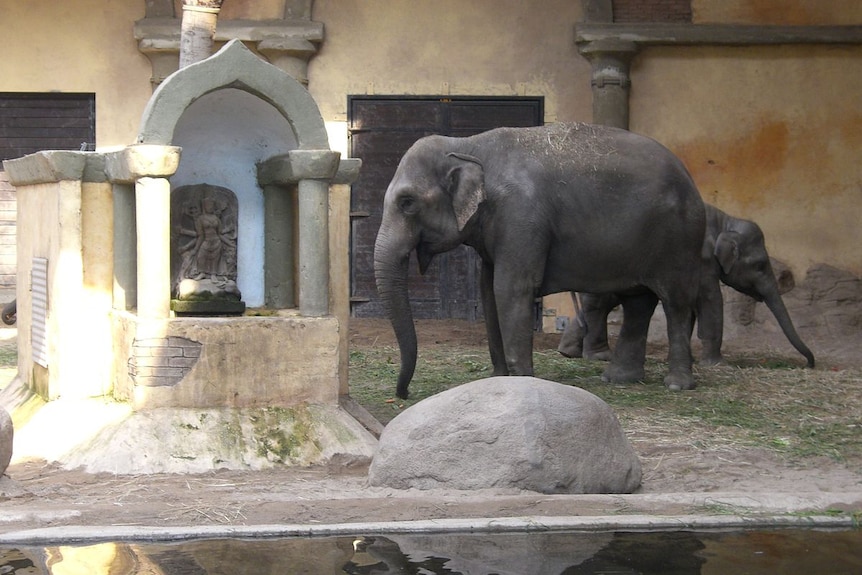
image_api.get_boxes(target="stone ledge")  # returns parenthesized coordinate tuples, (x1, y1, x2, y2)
(134, 17, 324, 45)
(575, 23, 862, 47)
(3, 152, 91, 186)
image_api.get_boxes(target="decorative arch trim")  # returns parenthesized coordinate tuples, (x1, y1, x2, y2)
(136, 39, 329, 149)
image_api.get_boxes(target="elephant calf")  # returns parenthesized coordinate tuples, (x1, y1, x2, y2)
(559, 204, 815, 368)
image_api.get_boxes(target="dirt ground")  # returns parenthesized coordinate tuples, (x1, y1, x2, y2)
(1, 318, 861, 537)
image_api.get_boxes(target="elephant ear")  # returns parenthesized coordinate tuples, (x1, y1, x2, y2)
(714, 231, 741, 275)
(446, 152, 486, 231)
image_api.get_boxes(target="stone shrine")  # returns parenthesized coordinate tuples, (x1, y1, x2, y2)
(1, 41, 374, 473)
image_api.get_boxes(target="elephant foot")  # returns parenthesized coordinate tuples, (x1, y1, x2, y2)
(583, 348, 612, 362)
(601, 362, 644, 384)
(557, 342, 583, 358)
(664, 370, 696, 391)
(699, 354, 724, 366)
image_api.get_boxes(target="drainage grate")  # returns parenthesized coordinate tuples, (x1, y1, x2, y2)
(31, 257, 48, 367)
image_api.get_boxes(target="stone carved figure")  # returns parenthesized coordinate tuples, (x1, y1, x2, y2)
(176, 199, 201, 281)
(170, 184, 243, 313)
(193, 196, 229, 278)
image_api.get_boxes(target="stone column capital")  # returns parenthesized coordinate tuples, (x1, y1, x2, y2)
(576, 38, 639, 59)
(105, 145, 181, 183)
(577, 39, 639, 88)
(333, 158, 362, 185)
(258, 149, 341, 185)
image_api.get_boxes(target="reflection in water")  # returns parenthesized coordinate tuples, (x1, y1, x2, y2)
(563, 531, 706, 574)
(1, 528, 860, 574)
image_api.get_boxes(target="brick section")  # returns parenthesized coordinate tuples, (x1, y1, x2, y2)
(612, 0, 692, 23)
(0, 172, 15, 288)
(128, 336, 202, 387)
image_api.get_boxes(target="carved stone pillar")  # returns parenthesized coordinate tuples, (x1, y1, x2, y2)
(577, 39, 639, 129)
(260, 181, 297, 309)
(106, 145, 181, 319)
(258, 151, 360, 317)
(112, 182, 136, 310)
(179, 0, 224, 69)
(297, 175, 334, 316)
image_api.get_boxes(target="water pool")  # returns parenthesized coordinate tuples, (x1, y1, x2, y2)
(1, 527, 860, 574)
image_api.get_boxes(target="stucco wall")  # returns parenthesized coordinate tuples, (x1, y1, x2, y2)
(309, 0, 594, 151)
(1, 0, 153, 150)
(631, 43, 862, 278)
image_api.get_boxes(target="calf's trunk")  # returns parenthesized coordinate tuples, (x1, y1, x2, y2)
(762, 286, 815, 368)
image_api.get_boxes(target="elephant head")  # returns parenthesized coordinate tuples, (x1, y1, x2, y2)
(373, 137, 486, 398)
(713, 219, 815, 367)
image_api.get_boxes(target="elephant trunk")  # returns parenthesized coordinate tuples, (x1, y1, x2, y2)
(761, 285, 816, 368)
(374, 232, 418, 399)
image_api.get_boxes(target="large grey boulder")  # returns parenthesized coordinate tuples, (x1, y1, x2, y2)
(369, 376, 642, 494)
(0, 407, 12, 475)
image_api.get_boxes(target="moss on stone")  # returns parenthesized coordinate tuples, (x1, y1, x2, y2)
(250, 405, 322, 463)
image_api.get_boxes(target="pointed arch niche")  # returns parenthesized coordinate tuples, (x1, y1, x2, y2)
(130, 39, 357, 315)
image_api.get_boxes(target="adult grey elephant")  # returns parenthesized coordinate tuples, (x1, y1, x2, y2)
(559, 204, 815, 368)
(373, 123, 706, 399)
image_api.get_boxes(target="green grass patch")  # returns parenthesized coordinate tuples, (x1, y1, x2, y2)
(0, 345, 15, 368)
(349, 338, 862, 467)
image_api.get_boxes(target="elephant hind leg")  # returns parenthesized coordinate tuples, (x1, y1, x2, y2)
(557, 313, 585, 358)
(602, 292, 657, 384)
(662, 297, 697, 391)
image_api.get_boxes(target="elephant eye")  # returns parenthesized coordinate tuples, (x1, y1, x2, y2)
(398, 194, 419, 215)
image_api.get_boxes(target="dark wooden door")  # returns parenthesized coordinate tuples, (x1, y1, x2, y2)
(0, 93, 95, 160)
(348, 97, 543, 319)
(0, 93, 96, 288)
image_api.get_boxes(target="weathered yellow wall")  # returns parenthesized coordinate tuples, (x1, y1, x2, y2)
(631, 44, 862, 278)
(309, 0, 594, 137)
(1, 0, 153, 149)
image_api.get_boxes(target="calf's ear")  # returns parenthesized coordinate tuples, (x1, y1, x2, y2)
(446, 153, 486, 231)
(714, 231, 741, 274)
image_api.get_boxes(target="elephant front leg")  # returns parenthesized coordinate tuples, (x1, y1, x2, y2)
(480, 260, 508, 375)
(492, 270, 538, 377)
(602, 292, 656, 384)
(696, 276, 725, 365)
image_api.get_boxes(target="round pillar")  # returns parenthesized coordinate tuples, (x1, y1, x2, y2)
(136, 177, 173, 319)
(262, 183, 296, 308)
(298, 178, 331, 316)
(578, 39, 639, 129)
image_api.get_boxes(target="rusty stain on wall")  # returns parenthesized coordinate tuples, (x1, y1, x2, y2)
(676, 120, 790, 210)
(692, 0, 862, 25)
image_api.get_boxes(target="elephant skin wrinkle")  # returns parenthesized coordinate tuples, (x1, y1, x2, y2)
(369, 376, 642, 494)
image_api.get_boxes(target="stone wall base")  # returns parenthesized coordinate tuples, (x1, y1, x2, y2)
(112, 311, 343, 409)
